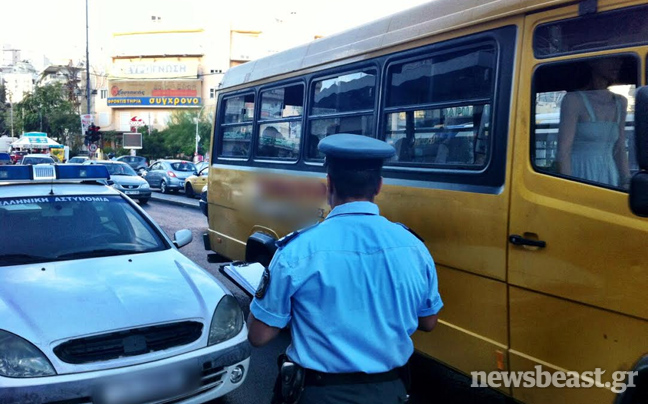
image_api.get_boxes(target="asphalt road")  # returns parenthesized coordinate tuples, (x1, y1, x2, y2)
(141, 198, 517, 404)
(141, 201, 288, 404)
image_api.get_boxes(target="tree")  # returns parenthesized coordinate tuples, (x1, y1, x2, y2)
(138, 126, 168, 161)
(0, 85, 7, 136)
(14, 83, 80, 146)
(157, 110, 211, 159)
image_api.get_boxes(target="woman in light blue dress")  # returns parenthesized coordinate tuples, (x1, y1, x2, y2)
(557, 58, 631, 189)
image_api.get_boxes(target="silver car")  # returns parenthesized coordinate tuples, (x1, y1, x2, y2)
(84, 160, 152, 204)
(144, 159, 197, 194)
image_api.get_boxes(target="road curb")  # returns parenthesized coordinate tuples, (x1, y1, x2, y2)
(150, 194, 200, 210)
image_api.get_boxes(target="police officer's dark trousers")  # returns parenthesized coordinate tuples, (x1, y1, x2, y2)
(297, 378, 408, 404)
(272, 364, 409, 404)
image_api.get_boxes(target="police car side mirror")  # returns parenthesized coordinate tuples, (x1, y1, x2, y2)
(107, 179, 115, 186)
(173, 229, 193, 249)
(630, 86, 648, 217)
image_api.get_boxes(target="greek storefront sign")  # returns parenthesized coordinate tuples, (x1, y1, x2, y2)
(107, 80, 202, 107)
(110, 59, 199, 79)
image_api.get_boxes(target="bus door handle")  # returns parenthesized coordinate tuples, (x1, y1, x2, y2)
(509, 234, 546, 248)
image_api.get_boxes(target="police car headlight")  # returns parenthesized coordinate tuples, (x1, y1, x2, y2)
(140, 182, 150, 189)
(0, 330, 56, 377)
(208, 295, 244, 346)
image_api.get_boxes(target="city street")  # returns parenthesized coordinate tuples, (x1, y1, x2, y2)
(141, 200, 289, 404)
(142, 198, 516, 404)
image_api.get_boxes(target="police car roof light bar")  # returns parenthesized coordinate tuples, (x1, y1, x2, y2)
(0, 165, 110, 182)
(0, 165, 32, 181)
(55, 164, 110, 181)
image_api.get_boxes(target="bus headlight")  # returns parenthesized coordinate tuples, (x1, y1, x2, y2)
(208, 295, 244, 346)
(0, 330, 56, 377)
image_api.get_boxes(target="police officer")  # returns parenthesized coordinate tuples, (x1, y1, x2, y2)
(247, 134, 443, 404)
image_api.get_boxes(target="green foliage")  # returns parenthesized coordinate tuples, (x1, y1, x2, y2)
(0, 85, 7, 136)
(14, 83, 80, 145)
(131, 110, 212, 161)
(161, 110, 211, 157)
(138, 127, 167, 161)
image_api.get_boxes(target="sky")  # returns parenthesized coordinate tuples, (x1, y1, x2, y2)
(0, 0, 431, 67)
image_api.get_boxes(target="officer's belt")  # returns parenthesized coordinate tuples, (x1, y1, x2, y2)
(304, 367, 401, 386)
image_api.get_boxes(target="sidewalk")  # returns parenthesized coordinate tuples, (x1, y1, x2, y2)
(150, 191, 200, 210)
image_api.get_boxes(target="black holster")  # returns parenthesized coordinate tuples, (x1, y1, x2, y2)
(272, 354, 305, 404)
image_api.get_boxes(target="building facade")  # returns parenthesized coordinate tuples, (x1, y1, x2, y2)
(91, 6, 323, 134)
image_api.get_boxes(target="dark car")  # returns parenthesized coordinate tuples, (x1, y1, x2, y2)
(0, 153, 11, 165)
(200, 184, 208, 217)
(116, 155, 148, 175)
(9, 150, 28, 164)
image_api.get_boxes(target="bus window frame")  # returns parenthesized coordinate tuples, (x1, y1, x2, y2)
(254, 81, 307, 165)
(380, 40, 499, 172)
(529, 52, 641, 192)
(304, 63, 381, 165)
(533, 4, 648, 59)
(217, 91, 257, 161)
(212, 25, 517, 195)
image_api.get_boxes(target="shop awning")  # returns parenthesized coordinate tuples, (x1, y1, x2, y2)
(11, 132, 61, 148)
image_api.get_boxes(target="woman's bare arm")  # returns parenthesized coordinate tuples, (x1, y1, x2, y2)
(613, 96, 631, 188)
(557, 93, 580, 176)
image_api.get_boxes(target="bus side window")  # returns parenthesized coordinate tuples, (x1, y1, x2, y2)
(532, 55, 638, 190)
(384, 46, 495, 169)
(256, 85, 304, 160)
(219, 94, 255, 158)
(307, 70, 377, 160)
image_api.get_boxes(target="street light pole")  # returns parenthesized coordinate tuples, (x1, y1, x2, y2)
(195, 118, 199, 157)
(193, 105, 206, 161)
(10, 102, 14, 138)
(85, 0, 91, 115)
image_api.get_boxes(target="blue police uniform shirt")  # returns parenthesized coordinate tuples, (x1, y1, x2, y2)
(250, 201, 443, 373)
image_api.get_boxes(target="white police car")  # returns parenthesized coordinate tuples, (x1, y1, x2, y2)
(0, 165, 249, 404)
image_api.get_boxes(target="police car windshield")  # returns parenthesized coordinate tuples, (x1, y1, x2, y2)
(0, 195, 167, 266)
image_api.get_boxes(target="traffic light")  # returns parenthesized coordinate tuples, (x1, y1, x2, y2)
(85, 124, 101, 143)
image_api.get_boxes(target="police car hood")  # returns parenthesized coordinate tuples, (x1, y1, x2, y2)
(0, 249, 227, 346)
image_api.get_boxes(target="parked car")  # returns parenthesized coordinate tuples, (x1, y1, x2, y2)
(184, 166, 209, 198)
(0, 164, 250, 403)
(200, 184, 208, 217)
(144, 159, 197, 194)
(67, 156, 90, 164)
(194, 161, 209, 173)
(116, 155, 149, 175)
(9, 150, 28, 164)
(0, 153, 11, 165)
(20, 154, 56, 165)
(84, 160, 152, 204)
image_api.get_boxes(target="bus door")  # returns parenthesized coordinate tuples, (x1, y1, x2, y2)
(508, 2, 648, 403)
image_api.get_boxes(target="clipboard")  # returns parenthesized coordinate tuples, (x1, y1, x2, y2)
(219, 262, 266, 296)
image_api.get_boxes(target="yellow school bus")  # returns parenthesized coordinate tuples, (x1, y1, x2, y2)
(204, 1, 648, 402)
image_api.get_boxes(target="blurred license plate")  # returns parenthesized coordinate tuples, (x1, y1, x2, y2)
(125, 190, 139, 195)
(97, 365, 199, 404)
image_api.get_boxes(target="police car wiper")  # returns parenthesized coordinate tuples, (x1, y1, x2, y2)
(0, 253, 56, 265)
(56, 248, 140, 260)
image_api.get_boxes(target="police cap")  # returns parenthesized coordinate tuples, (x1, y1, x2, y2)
(318, 134, 396, 170)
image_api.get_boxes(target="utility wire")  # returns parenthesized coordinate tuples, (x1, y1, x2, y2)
(89, 71, 225, 80)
